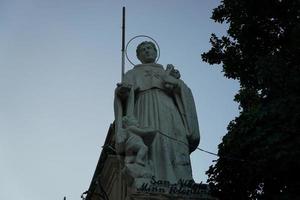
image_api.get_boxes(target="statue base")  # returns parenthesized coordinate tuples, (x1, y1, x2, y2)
(126, 192, 215, 200)
(85, 154, 217, 200)
(126, 187, 217, 200)
(84, 126, 216, 200)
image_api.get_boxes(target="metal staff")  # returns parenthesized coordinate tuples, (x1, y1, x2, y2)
(121, 7, 125, 82)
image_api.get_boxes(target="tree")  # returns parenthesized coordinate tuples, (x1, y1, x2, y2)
(202, 0, 300, 199)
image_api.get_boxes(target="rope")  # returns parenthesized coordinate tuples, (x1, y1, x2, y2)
(102, 129, 246, 162)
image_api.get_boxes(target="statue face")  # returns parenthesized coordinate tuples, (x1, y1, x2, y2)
(137, 43, 157, 64)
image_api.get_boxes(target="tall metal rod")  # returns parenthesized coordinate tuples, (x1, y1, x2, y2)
(121, 7, 126, 82)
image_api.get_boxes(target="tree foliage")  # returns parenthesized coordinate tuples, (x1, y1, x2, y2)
(202, 0, 300, 199)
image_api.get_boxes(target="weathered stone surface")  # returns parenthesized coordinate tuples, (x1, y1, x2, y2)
(84, 42, 208, 200)
(87, 153, 216, 200)
(127, 192, 216, 200)
(114, 41, 200, 186)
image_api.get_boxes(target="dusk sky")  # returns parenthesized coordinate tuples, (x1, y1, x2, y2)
(0, 0, 240, 199)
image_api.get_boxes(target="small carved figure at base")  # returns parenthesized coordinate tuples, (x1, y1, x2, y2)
(120, 115, 156, 186)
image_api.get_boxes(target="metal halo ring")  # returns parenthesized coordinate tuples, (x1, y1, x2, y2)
(125, 35, 160, 66)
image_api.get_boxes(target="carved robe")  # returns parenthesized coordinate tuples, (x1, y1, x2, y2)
(114, 63, 200, 183)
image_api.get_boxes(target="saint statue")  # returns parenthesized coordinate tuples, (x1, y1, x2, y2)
(114, 41, 200, 186)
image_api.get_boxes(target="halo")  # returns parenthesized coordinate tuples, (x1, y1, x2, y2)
(125, 35, 160, 66)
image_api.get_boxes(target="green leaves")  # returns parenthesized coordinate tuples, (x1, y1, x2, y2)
(202, 0, 300, 199)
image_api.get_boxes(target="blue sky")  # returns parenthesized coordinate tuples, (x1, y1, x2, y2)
(0, 0, 239, 199)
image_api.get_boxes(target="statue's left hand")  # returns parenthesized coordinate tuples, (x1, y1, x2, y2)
(163, 75, 179, 92)
(166, 64, 181, 79)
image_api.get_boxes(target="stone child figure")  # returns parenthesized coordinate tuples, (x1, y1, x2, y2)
(121, 115, 156, 167)
(114, 41, 200, 185)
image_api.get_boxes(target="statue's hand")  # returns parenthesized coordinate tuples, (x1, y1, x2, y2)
(163, 74, 179, 92)
(166, 64, 181, 79)
(115, 83, 132, 98)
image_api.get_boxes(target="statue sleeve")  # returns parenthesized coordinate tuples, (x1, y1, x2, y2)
(174, 80, 200, 153)
(114, 72, 135, 154)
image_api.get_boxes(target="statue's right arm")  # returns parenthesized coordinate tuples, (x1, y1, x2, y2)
(114, 74, 132, 154)
(115, 82, 132, 99)
(115, 71, 135, 99)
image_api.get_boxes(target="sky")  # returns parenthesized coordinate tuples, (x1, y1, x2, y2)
(0, 0, 240, 199)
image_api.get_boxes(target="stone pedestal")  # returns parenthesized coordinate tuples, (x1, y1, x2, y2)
(84, 126, 216, 200)
(86, 154, 216, 200)
(127, 193, 215, 200)
(126, 180, 217, 200)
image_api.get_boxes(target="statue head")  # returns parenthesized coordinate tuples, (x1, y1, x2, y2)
(136, 41, 157, 64)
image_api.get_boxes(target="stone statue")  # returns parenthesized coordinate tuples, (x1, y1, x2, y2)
(114, 41, 200, 187)
(121, 115, 156, 167)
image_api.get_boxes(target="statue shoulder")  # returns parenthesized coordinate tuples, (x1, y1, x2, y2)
(124, 67, 141, 76)
(123, 68, 136, 81)
(123, 67, 143, 85)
